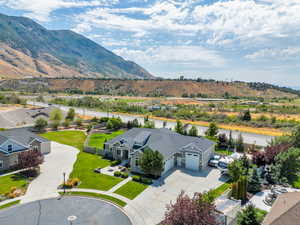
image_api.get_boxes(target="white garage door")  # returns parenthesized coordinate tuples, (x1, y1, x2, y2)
(163, 157, 174, 173)
(186, 153, 200, 171)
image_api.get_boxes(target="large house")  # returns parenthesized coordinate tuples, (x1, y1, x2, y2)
(105, 128, 215, 175)
(0, 128, 50, 171)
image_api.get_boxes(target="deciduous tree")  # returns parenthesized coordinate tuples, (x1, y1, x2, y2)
(205, 122, 218, 137)
(188, 125, 198, 137)
(34, 118, 48, 132)
(163, 191, 217, 225)
(66, 108, 75, 121)
(237, 204, 260, 225)
(17, 149, 43, 171)
(174, 120, 184, 135)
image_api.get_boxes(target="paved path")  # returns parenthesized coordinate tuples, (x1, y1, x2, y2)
(108, 177, 132, 193)
(0, 168, 29, 177)
(21, 142, 79, 203)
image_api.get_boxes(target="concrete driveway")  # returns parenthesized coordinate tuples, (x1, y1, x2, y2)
(21, 142, 79, 203)
(127, 168, 226, 225)
(249, 187, 300, 212)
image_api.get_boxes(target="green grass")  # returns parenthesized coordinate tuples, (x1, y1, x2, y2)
(0, 200, 20, 210)
(210, 182, 231, 200)
(0, 173, 28, 195)
(88, 130, 125, 148)
(215, 149, 233, 156)
(41, 131, 123, 191)
(292, 174, 300, 188)
(255, 208, 267, 222)
(114, 181, 148, 200)
(59, 192, 126, 207)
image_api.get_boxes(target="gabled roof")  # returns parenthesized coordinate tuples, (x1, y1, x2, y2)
(0, 128, 49, 154)
(106, 128, 215, 158)
(262, 192, 300, 225)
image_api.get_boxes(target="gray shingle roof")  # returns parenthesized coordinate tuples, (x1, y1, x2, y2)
(107, 128, 215, 158)
(0, 107, 56, 129)
(0, 128, 49, 147)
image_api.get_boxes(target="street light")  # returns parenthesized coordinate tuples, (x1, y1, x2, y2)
(63, 172, 66, 194)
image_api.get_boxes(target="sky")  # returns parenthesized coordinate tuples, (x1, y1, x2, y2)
(0, 0, 299, 87)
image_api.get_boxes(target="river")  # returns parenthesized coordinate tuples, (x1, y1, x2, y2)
(29, 101, 274, 146)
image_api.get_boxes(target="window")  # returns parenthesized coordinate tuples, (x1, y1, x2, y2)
(7, 144, 12, 152)
(117, 150, 121, 155)
(0, 160, 3, 168)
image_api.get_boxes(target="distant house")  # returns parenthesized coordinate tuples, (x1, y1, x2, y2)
(105, 128, 215, 175)
(0, 128, 50, 171)
(0, 107, 54, 129)
(262, 192, 300, 225)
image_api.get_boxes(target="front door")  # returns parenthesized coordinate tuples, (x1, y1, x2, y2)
(177, 157, 182, 167)
(123, 150, 129, 160)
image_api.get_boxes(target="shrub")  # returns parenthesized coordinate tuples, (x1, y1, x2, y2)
(141, 177, 153, 184)
(71, 178, 80, 186)
(63, 178, 80, 188)
(121, 173, 129, 178)
(111, 160, 121, 167)
(114, 171, 122, 177)
(132, 175, 141, 182)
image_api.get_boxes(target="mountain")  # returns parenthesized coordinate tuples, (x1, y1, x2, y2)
(0, 13, 153, 79)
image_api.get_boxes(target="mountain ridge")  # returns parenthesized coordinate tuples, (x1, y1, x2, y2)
(0, 13, 153, 79)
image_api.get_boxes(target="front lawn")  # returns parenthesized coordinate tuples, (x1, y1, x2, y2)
(114, 181, 148, 200)
(88, 130, 125, 149)
(59, 191, 127, 207)
(292, 174, 300, 189)
(41, 130, 123, 191)
(215, 149, 233, 156)
(255, 208, 267, 223)
(0, 200, 20, 210)
(0, 173, 28, 196)
(210, 182, 231, 200)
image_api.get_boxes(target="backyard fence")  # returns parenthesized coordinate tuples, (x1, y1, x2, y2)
(83, 129, 111, 157)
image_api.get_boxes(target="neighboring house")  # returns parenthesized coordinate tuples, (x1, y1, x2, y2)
(262, 192, 300, 225)
(105, 128, 215, 175)
(0, 107, 55, 129)
(214, 194, 241, 225)
(0, 128, 50, 171)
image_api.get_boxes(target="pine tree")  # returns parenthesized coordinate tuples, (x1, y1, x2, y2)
(236, 133, 245, 153)
(248, 169, 262, 194)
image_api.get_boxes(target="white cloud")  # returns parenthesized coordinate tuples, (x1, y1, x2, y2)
(114, 45, 226, 67)
(0, 0, 118, 21)
(245, 47, 300, 60)
(72, 0, 300, 45)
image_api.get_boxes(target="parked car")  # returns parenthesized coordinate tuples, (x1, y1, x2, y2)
(209, 159, 219, 167)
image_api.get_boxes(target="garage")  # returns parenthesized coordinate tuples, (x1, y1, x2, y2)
(163, 156, 174, 174)
(185, 153, 200, 171)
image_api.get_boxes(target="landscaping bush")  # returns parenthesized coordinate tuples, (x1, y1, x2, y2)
(141, 177, 153, 185)
(132, 175, 152, 184)
(121, 173, 129, 179)
(111, 160, 121, 167)
(132, 175, 141, 182)
(114, 171, 122, 177)
(63, 178, 80, 188)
